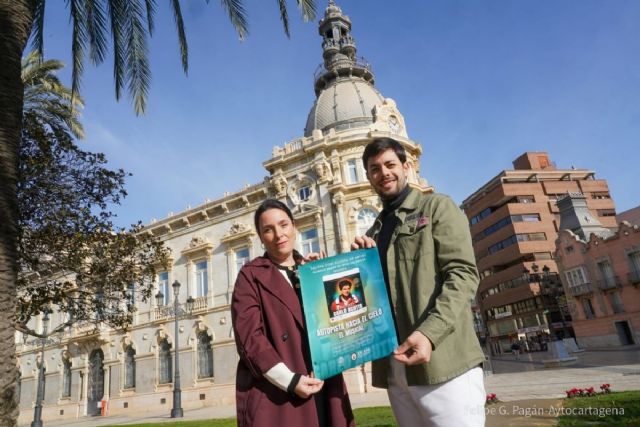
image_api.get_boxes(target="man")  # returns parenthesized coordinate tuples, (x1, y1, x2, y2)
(352, 138, 486, 426)
(331, 279, 360, 312)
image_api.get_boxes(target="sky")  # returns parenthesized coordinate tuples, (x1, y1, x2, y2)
(39, 0, 640, 229)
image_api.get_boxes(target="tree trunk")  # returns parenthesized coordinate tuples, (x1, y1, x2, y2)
(0, 1, 33, 425)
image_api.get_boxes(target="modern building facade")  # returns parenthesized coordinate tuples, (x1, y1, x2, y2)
(555, 197, 640, 348)
(461, 152, 617, 354)
(15, 2, 432, 424)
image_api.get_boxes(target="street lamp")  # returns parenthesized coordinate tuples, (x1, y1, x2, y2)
(524, 264, 572, 341)
(155, 281, 195, 419)
(32, 308, 50, 427)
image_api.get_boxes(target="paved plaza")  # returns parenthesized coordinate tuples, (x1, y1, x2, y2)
(18, 345, 640, 426)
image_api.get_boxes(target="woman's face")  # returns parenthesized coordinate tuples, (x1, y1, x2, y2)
(258, 208, 297, 263)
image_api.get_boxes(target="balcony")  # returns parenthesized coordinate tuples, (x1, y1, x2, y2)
(612, 303, 625, 314)
(192, 296, 209, 312)
(568, 283, 593, 297)
(628, 270, 640, 286)
(597, 276, 622, 291)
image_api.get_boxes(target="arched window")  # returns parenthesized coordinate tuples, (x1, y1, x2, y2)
(124, 345, 136, 389)
(197, 332, 214, 379)
(62, 359, 72, 397)
(159, 339, 172, 384)
(357, 208, 378, 236)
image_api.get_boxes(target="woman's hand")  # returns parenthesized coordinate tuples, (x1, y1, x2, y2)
(301, 250, 326, 264)
(294, 375, 324, 398)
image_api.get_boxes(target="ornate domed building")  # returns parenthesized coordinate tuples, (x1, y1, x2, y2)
(15, 1, 431, 423)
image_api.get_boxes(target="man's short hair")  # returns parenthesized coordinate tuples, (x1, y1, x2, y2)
(362, 137, 407, 169)
(337, 279, 352, 289)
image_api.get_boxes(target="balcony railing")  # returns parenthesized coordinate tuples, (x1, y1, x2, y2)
(597, 275, 622, 291)
(568, 283, 593, 297)
(628, 270, 640, 285)
(192, 296, 208, 312)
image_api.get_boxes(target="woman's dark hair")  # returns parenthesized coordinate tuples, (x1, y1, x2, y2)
(254, 199, 295, 232)
(362, 137, 407, 169)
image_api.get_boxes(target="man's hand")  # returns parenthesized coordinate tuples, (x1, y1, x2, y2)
(294, 375, 324, 398)
(393, 331, 433, 366)
(351, 235, 377, 250)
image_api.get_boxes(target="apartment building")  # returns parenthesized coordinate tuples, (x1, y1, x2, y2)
(461, 152, 616, 354)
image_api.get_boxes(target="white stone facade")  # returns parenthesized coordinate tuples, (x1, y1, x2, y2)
(15, 3, 433, 423)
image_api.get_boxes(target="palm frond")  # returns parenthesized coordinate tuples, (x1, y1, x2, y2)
(125, 0, 151, 114)
(69, 0, 88, 103)
(144, 0, 156, 35)
(22, 50, 85, 139)
(85, 0, 108, 65)
(170, 0, 188, 74)
(107, 0, 128, 101)
(220, 0, 249, 41)
(296, 0, 316, 23)
(277, 0, 290, 39)
(31, 0, 46, 57)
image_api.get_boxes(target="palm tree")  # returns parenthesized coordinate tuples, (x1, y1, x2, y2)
(0, 1, 316, 425)
(22, 50, 85, 139)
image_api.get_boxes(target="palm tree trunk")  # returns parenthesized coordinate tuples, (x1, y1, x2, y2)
(0, 1, 34, 425)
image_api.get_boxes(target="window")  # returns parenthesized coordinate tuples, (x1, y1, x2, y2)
(158, 272, 170, 306)
(630, 251, 640, 272)
(629, 252, 640, 283)
(597, 209, 616, 217)
(470, 207, 492, 225)
(298, 186, 311, 202)
(591, 193, 611, 200)
(516, 232, 546, 242)
(159, 339, 172, 384)
(356, 209, 378, 236)
(565, 267, 588, 287)
(126, 283, 135, 309)
(195, 261, 208, 298)
(517, 195, 535, 203)
(124, 345, 136, 389)
(610, 292, 624, 314)
(197, 332, 214, 379)
(235, 248, 250, 275)
(582, 299, 595, 319)
(62, 359, 72, 397)
(300, 228, 320, 256)
(487, 235, 518, 255)
(347, 159, 359, 183)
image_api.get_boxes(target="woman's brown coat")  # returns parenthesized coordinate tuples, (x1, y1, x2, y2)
(231, 255, 355, 427)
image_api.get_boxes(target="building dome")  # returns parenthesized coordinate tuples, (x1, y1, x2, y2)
(304, 77, 384, 137)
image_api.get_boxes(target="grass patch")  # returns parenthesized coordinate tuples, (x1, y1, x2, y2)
(558, 390, 640, 426)
(103, 406, 397, 427)
(353, 406, 397, 426)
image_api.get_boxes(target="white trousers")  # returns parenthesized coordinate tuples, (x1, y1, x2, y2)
(387, 359, 486, 427)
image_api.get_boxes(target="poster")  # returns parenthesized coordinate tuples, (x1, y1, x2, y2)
(298, 248, 398, 380)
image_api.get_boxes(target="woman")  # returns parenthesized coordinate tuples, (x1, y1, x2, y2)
(231, 199, 355, 427)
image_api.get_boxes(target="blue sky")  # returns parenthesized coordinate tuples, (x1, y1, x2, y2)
(39, 0, 640, 228)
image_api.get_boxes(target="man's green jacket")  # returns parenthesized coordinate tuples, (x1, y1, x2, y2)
(367, 189, 485, 387)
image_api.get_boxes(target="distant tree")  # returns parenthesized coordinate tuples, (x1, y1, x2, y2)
(0, 2, 316, 424)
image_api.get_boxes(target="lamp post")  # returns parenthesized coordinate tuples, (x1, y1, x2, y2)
(155, 281, 194, 419)
(474, 310, 494, 374)
(523, 263, 572, 341)
(31, 308, 50, 427)
(541, 265, 572, 340)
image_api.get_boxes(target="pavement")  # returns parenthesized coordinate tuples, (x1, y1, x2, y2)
(18, 345, 640, 426)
